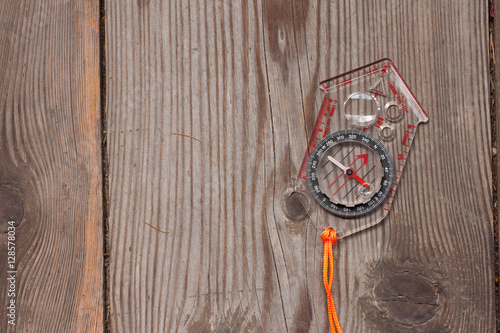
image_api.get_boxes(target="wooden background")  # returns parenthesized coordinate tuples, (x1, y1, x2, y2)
(0, 1, 103, 332)
(0, 0, 496, 332)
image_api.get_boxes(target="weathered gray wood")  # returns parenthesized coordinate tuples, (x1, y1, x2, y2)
(106, 0, 495, 331)
(0, 0, 103, 332)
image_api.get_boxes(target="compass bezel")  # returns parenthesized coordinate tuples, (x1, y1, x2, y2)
(306, 129, 394, 218)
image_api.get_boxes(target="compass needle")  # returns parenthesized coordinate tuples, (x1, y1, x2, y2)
(327, 156, 348, 172)
(352, 173, 370, 188)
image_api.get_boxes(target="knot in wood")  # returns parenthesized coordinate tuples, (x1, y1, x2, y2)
(373, 273, 440, 326)
(0, 185, 24, 233)
(282, 191, 308, 222)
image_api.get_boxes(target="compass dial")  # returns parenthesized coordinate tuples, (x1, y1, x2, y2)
(306, 130, 394, 218)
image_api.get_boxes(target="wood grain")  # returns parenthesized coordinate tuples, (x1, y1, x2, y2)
(106, 0, 495, 331)
(494, 2, 500, 324)
(0, 0, 103, 332)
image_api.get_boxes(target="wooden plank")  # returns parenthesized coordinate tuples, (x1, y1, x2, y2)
(106, 0, 495, 331)
(0, 1, 103, 332)
(292, 1, 494, 332)
(494, 1, 500, 318)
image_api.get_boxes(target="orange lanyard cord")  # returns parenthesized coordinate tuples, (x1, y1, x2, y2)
(321, 228, 342, 333)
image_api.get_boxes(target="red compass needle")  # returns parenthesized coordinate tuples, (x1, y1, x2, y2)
(351, 172, 370, 188)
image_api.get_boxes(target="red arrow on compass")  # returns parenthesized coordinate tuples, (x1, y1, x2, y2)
(350, 154, 368, 167)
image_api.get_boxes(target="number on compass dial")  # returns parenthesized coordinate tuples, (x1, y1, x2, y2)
(306, 130, 394, 218)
